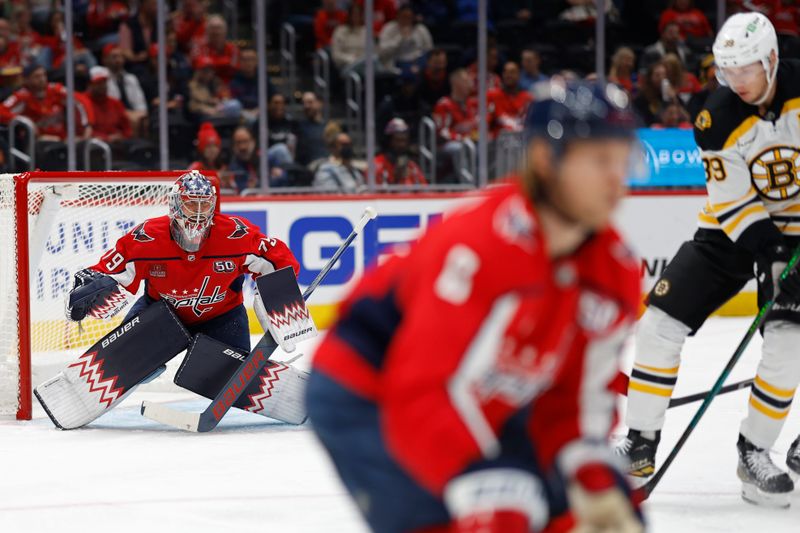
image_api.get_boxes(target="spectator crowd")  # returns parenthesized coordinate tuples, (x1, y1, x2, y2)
(0, 1, 794, 192)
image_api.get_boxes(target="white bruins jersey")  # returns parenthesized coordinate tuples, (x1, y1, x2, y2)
(694, 59, 800, 253)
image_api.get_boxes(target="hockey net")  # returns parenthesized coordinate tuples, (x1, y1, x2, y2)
(0, 172, 197, 420)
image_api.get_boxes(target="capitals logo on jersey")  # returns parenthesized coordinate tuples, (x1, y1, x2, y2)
(131, 223, 155, 242)
(228, 218, 249, 239)
(159, 276, 227, 317)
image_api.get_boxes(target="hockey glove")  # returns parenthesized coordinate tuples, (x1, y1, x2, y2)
(444, 468, 549, 533)
(567, 463, 643, 533)
(756, 245, 800, 306)
(66, 269, 124, 321)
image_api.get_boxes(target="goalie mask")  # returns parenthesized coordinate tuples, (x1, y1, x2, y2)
(169, 171, 217, 252)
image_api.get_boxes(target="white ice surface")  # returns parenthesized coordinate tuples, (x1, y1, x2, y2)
(2, 318, 800, 532)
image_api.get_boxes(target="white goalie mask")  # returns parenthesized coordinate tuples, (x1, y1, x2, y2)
(713, 12, 778, 106)
(169, 171, 217, 252)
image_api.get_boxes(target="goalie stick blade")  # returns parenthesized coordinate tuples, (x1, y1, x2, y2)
(141, 401, 200, 432)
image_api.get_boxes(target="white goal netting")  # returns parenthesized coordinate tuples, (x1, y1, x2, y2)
(0, 173, 180, 418)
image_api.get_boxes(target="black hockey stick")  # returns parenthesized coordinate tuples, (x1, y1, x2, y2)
(141, 207, 378, 432)
(668, 378, 753, 408)
(619, 373, 753, 408)
(641, 246, 800, 499)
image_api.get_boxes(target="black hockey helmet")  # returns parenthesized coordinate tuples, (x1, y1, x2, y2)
(523, 79, 639, 152)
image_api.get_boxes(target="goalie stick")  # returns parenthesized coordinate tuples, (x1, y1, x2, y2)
(639, 244, 800, 499)
(141, 206, 378, 432)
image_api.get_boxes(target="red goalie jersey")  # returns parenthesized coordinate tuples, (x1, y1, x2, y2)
(313, 182, 641, 494)
(90, 214, 300, 326)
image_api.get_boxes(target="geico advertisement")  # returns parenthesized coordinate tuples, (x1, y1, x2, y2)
(225, 192, 742, 312)
(222, 196, 473, 320)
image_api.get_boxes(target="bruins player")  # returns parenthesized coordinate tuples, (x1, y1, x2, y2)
(618, 12, 800, 507)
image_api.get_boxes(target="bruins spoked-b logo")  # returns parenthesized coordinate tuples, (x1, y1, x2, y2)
(653, 279, 670, 297)
(749, 146, 800, 200)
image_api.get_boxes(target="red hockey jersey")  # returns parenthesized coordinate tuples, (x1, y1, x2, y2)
(90, 213, 299, 326)
(313, 182, 640, 494)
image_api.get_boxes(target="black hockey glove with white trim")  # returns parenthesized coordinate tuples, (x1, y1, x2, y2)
(756, 245, 800, 306)
(66, 268, 122, 321)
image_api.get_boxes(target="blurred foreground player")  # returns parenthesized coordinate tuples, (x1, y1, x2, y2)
(307, 81, 644, 533)
(617, 12, 800, 507)
(35, 171, 310, 429)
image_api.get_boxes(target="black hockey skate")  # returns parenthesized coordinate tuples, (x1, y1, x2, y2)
(737, 434, 794, 508)
(787, 435, 800, 481)
(615, 429, 660, 479)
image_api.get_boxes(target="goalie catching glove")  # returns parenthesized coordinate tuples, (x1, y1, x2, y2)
(66, 268, 128, 321)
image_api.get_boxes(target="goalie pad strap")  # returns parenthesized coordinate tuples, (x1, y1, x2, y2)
(35, 301, 191, 429)
(175, 334, 308, 424)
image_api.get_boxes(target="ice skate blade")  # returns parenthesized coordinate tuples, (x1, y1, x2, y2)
(741, 482, 791, 508)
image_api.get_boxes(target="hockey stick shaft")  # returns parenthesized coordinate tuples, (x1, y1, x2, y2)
(143, 207, 378, 432)
(615, 372, 754, 408)
(667, 378, 753, 408)
(642, 246, 800, 498)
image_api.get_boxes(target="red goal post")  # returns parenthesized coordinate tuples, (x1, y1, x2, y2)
(0, 171, 219, 420)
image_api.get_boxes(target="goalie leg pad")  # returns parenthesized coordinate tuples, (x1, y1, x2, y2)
(174, 334, 308, 424)
(34, 301, 191, 429)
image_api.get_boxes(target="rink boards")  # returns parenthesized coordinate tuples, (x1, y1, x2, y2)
(30, 189, 747, 342)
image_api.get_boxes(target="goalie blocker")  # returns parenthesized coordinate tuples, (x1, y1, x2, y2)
(34, 301, 192, 429)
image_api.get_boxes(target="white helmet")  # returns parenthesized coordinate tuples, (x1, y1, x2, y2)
(713, 12, 778, 105)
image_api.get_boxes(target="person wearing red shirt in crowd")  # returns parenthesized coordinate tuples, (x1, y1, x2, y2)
(307, 81, 644, 533)
(434, 69, 484, 182)
(433, 69, 480, 144)
(375, 118, 427, 186)
(87, 0, 130, 41)
(468, 44, 502, 97)
(0, 64, 92, 141)
(488, 61, 533, 135)
(0, 27, 21, 68)
(314, 0, 348, 49)
(354, 0, 397, 33)
(85, 66, 132, 143)
(173, 0, 209, 54)
(658, 0, 713, 39)
(190, 15, 238, 86)
(189, 122, 229, 177)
